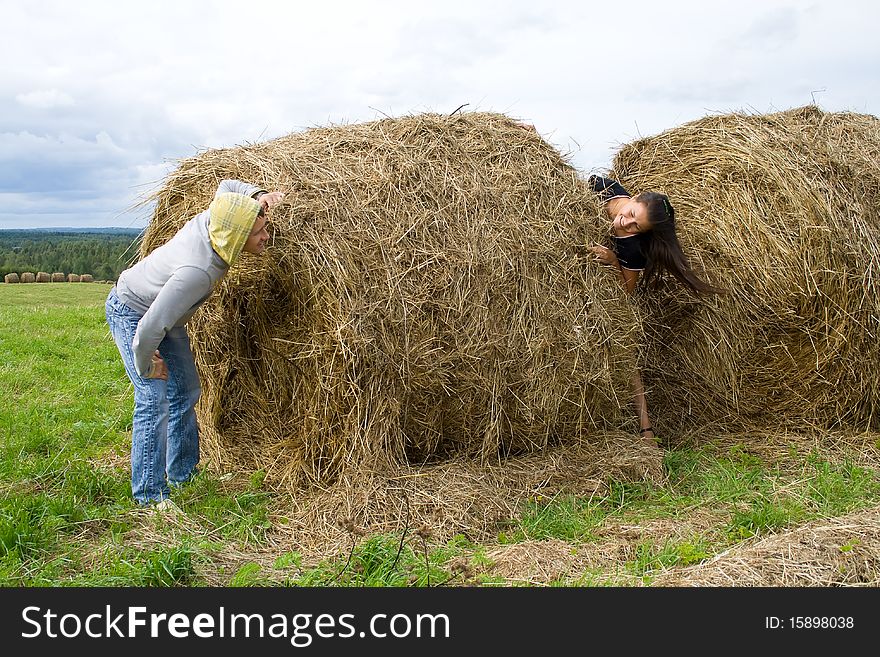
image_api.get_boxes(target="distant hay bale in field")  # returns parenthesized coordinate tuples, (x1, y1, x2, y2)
(4, 273, 20, 284)
(35, 272, 50, 283)
(51, 272, 65, 282)
(80, 274, 94, 283)
(611, 105, 880, 431)
(141, 111, 642, 488)
(20, 272, 35, 283)
(67, 274, 81, 283)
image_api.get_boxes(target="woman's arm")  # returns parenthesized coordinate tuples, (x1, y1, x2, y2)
(588, 175, 630, 205)
(589, 245, 641, 294)
(621, 268, 640, 295)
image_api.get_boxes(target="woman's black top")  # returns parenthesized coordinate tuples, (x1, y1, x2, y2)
(587, 175, 648, 271)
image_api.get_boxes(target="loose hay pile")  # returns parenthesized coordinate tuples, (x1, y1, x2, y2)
(650, 505, 880, 586)
(611, 106, 880, 433)
(141, 111, 642, 489)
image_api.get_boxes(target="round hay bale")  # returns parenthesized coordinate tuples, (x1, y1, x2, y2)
(141, 111, 642, 488)
(35, 272, 51, 283)
(611, 105, 880, 431)
(80, 274, 94, 283)
(20, 272, 35, 283)
(67, 274, 81, 283)
(51, 272, 65, 282)
(4, 273, 20, 284)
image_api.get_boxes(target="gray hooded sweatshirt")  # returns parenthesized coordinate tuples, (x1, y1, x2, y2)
(115, 179, 265, 376)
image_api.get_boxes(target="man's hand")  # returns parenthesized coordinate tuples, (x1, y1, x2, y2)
(147, 350, 168, 380)
(259, 191, 285, 212)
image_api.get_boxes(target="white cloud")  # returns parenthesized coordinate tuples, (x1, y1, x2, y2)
(0, 0, 878, 228)
(15, 89, 75, 109)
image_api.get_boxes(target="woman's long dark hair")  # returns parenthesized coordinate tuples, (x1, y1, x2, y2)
(636, 192, 719, 295)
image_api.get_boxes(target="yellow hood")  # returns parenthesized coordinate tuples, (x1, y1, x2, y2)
(208, 192, 262, 265)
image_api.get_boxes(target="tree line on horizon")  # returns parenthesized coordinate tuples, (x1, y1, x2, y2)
(0, 231, 141, 281)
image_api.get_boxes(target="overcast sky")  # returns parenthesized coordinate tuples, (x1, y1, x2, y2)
(1, 0, 878, 229)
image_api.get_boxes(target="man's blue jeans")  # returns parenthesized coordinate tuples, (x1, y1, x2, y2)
(105, 287, 201, 505)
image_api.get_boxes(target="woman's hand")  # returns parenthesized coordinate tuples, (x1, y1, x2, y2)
(588, 245, 619, 268)
(147, 350, 168, 380)
(259, 191, 285, 212)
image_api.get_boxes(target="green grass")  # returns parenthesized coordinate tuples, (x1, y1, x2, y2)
(501, 495, 609, 543)
(2, 283, 879, 587)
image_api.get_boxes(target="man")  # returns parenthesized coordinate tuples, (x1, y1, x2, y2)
(105, 179, 284, 505)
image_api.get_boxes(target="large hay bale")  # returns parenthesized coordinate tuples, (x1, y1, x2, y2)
(4, 273, 19, 284)
(20, 272, 35, 283)
(141, 111, 642, 487)
(611, 105, 880, 431)
(67, 274, 81, 283)
(35, 272, 50, 283)
(80, 274, 94, 283)
(51, 272, 65, 282)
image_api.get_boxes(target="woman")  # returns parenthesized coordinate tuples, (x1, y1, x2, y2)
(105, 179, 284, 505)
(587, 175, 717, 446)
